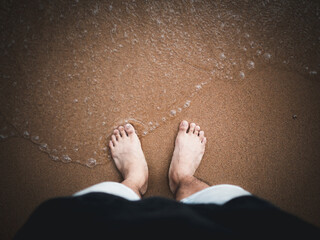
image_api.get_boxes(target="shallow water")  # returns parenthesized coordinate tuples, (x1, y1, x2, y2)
(0, 0, 319, 167)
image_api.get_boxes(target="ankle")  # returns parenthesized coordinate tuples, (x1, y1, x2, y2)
(177, 175, 196, 188)
(174, 175, 210, 201)
(123, 175, 148, 197)
(169, 171, 193, 194)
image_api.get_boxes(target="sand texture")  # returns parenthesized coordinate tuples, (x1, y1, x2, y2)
(0, 0, 320, 238)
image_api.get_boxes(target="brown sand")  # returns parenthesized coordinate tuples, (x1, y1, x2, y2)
(1, 0, 320, 238)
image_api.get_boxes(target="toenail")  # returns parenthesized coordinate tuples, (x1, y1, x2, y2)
(182, 120, 188, 126)
(125, 123, 131, 129)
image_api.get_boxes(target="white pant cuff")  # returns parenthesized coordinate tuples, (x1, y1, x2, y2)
(73, 182, 140, 201)
(180, 184, 251, 205)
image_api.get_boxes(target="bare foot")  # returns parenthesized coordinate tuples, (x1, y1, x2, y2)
(109, 123, 148, 197)
(169, 120, 207, 194)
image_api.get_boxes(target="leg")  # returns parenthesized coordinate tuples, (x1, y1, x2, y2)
(109, 123, 148, 198)
(169, 120, 208, 201)
(172, 175, 210, 201)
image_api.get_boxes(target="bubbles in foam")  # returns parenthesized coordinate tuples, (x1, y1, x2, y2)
(50, 155, 59, 161)
(195, 84, 202, 91)
(23, 131, 30, 138)
(183, 100, 191, 108)
(239, 71, 245, 79)
(73, 146, 79, 152)
(220, 52, 226, 60)
(246, 60, 255, 69)
(263, 53, 271, 60)
(0, 119, 18, 141)
(87, 158, 97, 167)
(62, 155, 72, 163)
(170, 109, 176, 116)
(31, 135, 40, 142)
(51, 149, 58, 155)
(249, 41, 255, 48)
(0, 134, 8, 139)
(39, 143, 49, 152)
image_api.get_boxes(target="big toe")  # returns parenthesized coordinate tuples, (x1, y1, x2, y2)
(125, 123, 135, 136)
(179, 120, 189, 133)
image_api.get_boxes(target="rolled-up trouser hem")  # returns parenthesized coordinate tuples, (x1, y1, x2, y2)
(73, 182, 250, 204)
(73, 182, 140, 201)
(180, 184, 251, 205)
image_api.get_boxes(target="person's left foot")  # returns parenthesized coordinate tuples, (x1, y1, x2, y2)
(109, 123, 148, 195)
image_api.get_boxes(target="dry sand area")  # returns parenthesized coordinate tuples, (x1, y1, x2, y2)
(1, 0, 320, 238)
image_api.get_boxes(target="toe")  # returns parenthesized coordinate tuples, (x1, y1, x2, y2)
(199, 131, 205, 140)
(202, 137, 207, 144)
(109, 140, 114, 149)
(118, 126, 127, 137)
(179, 120, 189, 133)
(194, 125, 200, 136)
(111, 135, 117, 145)
(114, 129, 120, 140)
(125, 123, 135, 136)
(188, 123, 196, 134)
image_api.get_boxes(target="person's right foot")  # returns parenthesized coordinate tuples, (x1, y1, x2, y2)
(109, 123, 148, 196)
(168, 120, 207, 194)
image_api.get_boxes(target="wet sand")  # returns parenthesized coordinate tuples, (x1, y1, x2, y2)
(1, 0, 320, 238)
